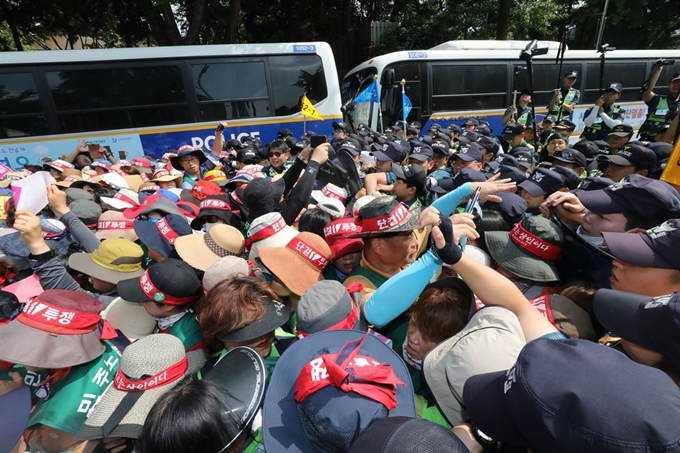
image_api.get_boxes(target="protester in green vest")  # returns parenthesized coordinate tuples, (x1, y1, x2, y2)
(170, 144, 221, 189)
(0, 289, 123, 452)
(640, 62, 680, 141)
(547, 70, 581, 121)
(581, 82, 627, 141)
(137, 346, 266, 453)
(502, 88, 534, 126)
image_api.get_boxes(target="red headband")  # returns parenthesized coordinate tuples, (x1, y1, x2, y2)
(321, 185, 346, 203)
(156, 218, 179, 245)
(199, 199, 230, 211)
(113, 356, 188, 392)
(294, 335, 405, 410)
(324, 219, 361, 239)
(361, 203, 409, 233)
(286, 237, 329, 271)
(509, 222, 562, 262)
(18, 297, 116, 339)
(113, 191, 139, 207)
(139, 173, 151, 183)
(152, 170, 173, 179)
(296, 303, 358, 339)
(64, 176, 81, 183)
(98, 220, 134, 230)
(139, 270, 194, 305)
(247, 214, 287, 246)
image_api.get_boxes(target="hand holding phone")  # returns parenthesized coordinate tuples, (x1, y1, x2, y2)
(310, 135, 327, 149)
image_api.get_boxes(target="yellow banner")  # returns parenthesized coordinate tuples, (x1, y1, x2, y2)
(661, 137, 680, 190)
(300, 95, 324, 121)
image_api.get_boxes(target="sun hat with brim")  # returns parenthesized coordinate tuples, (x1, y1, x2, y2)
(247, 212, 299, 260)
(44, 159, 74, 173)
(295, 280, 366, 338)
(217, 295, 291, 343)
(174, 224, 245, 271)
(150, 169, 182, 187)
(349, 196, 420, 238)
(225, 173, 254, 188)
(259, 232, 331, 296)
(308, 198, 346, 220)
(0, 289, 115, 369)
(69, 238, 145, 284)
(263, 330, 416, 453)
(55, 174, 83, 188)
(70, 199, 102, 227)
(204, 169, 228, 187)
(77, 334, 206, 440)
(423, 306, 525, 426)
(95, 211, 139, 242)
(101, 297, 156, 342)
(134, 214, 193, 259)
(311, 183, 348, 206)
(347, 416, 471, 453)
(594, 289, 680, 367)
(485, 216, 565, 282)
(602, 219, 680, 270)
(170, 145, 208, 171)
(116, 259, 201, 305)
(123, 194, 185, 219)
(352, 195, 376, 217)
(202, 256, 251, 292)
(0, 386, 31, 453)
(462, 338, 680, 453)
(189, 195, 235, 230)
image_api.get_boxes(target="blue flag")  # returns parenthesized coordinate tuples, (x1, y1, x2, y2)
(402, 92, 412, 119)
(354, 81, 380, 103)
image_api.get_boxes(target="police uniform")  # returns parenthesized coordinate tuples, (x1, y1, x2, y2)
(581, 104, 627, 141)
(547, 72, 581, 121)
(639, 89, 679, 141)
(504, 104, 534, 127)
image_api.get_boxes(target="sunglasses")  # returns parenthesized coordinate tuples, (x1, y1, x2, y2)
(269, 152, 283, 158)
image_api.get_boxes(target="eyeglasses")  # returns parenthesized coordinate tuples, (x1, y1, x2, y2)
(179, 156, 199, 164)
(269, 152, 283, 158)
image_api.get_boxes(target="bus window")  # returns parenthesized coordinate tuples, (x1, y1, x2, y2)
(0, 72, 49, 138)
(341, 67, 377, 127)
(47, 65, 189, 133)
(192, 61, 270, 121)
(382, 62, 421, 126)
(269, 55, 328, 116)
(430, 64, 506, 111)
(584, 62, 647, 103)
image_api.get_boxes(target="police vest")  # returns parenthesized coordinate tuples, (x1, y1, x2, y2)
(581, 105, 623, 141)
(640, 97, 673, 137)
(549, 88, 578, 116)
(517, 109, 530, 126)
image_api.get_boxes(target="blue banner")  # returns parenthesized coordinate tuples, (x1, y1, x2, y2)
(354, 81, 380, 103)
(402, 93, 413, 119)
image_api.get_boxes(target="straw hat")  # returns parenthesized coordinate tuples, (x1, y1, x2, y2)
(101, 297, 156, 342)
(202, 256, 251, 291)
(174, 224, 245, 271)
(100, 189, 140, 210)
(150, 169, 183, 188)
(259, 232, 331, 296)
(77, 334, 206, 440)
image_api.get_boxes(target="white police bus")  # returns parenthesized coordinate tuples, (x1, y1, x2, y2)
(342, 40, 680, 138)
(0, 42, 342, 168)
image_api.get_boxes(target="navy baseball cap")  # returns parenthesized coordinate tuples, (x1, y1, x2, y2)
(550, 165, 581, 191)
(484, 191, 528, 225)
(647, 142, 674, 161)
(671, 72, 680, 83)
(391, 120, 407, 131)
(461, 118, 479, 127)
(456, 130, 479, 144)
(475, 126, 492, 137)
(332, 121, 350, 133)
(571, 140, 600, 159)
(373, 141, 406, 163)
(475, 135, 500, 156)
(605, 143, 657, 171)
(554, 120, 576, 132)
(604, 82, 623, 94)
(447, 123, 461, 134)
(550, 148, 587, 168)
(541, 115, 557, 124)
(577, 176, 615, 192)
(464, 338, 680, 452)
(576, 174, 680, 219)
(518, 168, 565, 197)
(226, 138, 244, 150)
(510, 147, 536, 170)
(595, 289, 680, 367)
(263, 330, 416, 453)
(430, 169, 487, 194)
(392, 163, 426, 195)
(564, 70, 578, 78)
(501, 122, 525, 140)
(607, 123, 634, 138)
(495, 165, 527, 185)
(408, 143, 434, 161)
(337, 140, 361, 156)
(428, 123, 442, 132)
(431, 139, 450, 156)
(453, 145, 483, 163)
(487, 153, 519, 172)
(602, 219, 680, 270)
(410, 121, 422, 129)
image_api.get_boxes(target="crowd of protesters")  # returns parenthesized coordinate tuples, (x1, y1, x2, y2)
(0, 65, 679, 453)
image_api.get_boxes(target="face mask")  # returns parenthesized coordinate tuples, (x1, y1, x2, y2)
(153, 311, 188, 331)
(577, 226, 604, 247)
(204, 222, 218, 232)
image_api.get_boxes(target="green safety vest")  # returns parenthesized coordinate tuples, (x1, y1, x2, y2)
(164, 311, 203, 351)
(347, 264, 389, 289)
(581, 105, 623, 141)
(640, 97, 672, 137)
(27, 341, 121, 435)
(549, 88, 578, 117)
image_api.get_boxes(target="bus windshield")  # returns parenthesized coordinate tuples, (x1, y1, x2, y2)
(341, 67, 377, 128)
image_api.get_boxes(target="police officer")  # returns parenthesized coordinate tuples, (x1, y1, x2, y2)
(639, 60, 680, 141)
(502, 88, 534, 126)
(537, 115, 556, 147)
(547, 70, 581, 121)
(581, 83, 626, 141)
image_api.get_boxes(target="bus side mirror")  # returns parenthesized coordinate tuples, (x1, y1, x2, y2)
(381, 69, 395, 87)
(384, 86, 400, 116)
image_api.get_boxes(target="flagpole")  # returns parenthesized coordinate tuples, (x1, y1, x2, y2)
(400, 79, 407, 126)
(375, 75, 384, 133)
(304, 114, 307, 135)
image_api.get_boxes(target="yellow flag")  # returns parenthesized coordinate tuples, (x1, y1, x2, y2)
(300, 95, 324, 121)
(661, 138, 680, 191)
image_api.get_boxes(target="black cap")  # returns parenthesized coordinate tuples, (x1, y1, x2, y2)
(554, 120, 576, 132)
(490, 153, 519, 169)
(453, 145, 484, 163)
(337, 140, 361, 156)
(475, 135, 500, 155)
(456, 130, 479, 144)
(226, 138, 244, 150)
(564, 70, 578, 78)
(541, 115, 557, 124)
(604, 82, 623, 94)
(332, 121, 350, 133)
(577, 176, 615, 192)
(485, 191, 528, 225)
(510, 148, 536, 170)
(501, 122, 525, 140)
(117, 259, 201, 304)
(407, 143, 434, 161)
(428, 123, 442, 132)
(431, 169, 487, 194)
(392, 163, 426, 195)
(447, 123, 461, 133)
(518, 168, 565, 197)
(671, 72, 680, 82)
(605, 143, 657, 171)
(278, 128, 293, 138)
(373, 141, 407, 163)
(550, 148, 587, 168)
(475, 126, 492, 137)
(237, 147, 258, 161)
(495, 165, 528, 185)
(431, 139, 450, 156)
(406, 126, 418, 136)
(410, 121, 422, 129)
(608, 123, 634, 138)
(647, 142, 674, 160)
(550, 165, 581, 190)
(461, 118, 479, 127)
(391, 120, 407, 131)
(571, 140, 600, 159)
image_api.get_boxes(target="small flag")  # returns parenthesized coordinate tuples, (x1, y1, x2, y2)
(402, 93, 413, 119)
(354, 81, 380, 103)
(661, 138, 680, 190)
(301, 95, 324, 121)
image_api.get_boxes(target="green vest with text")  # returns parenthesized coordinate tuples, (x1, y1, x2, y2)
(549, 88, 578, 117)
